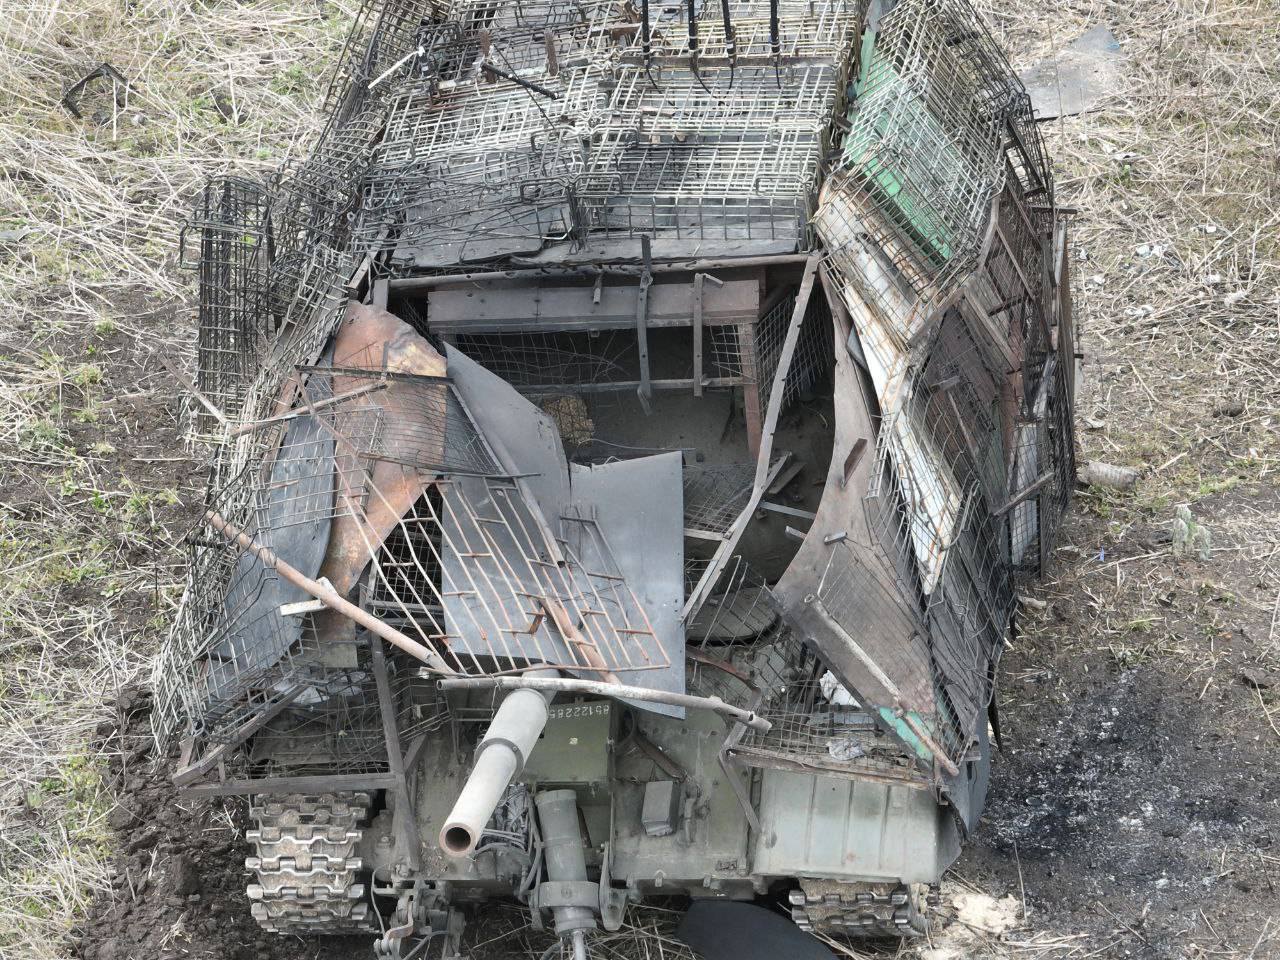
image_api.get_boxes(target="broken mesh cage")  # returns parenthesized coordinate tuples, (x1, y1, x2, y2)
(821, 0, 1050, 336)
(161, 0, 1071, 785)
(727, 634, 931, 788)
(214, 651, 453, 779)
(680, 562, 924, 786)
(157, 0, 495, 741)
(344, 1, 866, 266)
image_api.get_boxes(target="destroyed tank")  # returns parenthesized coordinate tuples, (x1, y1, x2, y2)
(154, 0, 1076, 955)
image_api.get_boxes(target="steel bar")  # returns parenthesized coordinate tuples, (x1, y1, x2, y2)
(229, 380, 388, 437)
(683, 254, 820, 618)
(369, 637, 422, 870)
(991, 471, 1053, 517)
(385, 254, 814, 291)
(693, 272, 705, 397)
(435, 675, 772, 732)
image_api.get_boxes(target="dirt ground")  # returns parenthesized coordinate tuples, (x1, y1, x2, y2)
(1, 1, 1277, 959)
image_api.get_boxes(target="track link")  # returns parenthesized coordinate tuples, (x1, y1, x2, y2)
(245, 791, 373, 934)
(789, 879, 927, 938)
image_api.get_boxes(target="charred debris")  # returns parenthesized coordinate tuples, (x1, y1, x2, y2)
(153, 0, 1076, 956)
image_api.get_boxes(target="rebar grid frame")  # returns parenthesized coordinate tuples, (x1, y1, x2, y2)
(218, 650, 451, 779)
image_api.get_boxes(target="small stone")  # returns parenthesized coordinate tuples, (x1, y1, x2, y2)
(1240, 667, 1274, 689)
(108, 805, 137, 832)
(168, 854, 201, 897)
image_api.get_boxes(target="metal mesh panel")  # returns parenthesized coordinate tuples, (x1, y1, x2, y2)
(184, 178, 274, 433)
(753, 283, 835, 414)
(365, 488, 446, 623)
(818, 0, 1034, 336)
(682, 463, 756, 537)
(576, 63, 836, 242)
(301, 367, 501, 476)
(155, 456, 334, 742)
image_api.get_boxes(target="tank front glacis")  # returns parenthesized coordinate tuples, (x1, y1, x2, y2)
(156, 0, 1073, 955)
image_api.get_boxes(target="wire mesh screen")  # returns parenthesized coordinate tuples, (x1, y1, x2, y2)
(451, 331, 637, 392)
(154, 456, 335, 743)
(844, 308, 1012, 766)
(753, 284, 836, 414)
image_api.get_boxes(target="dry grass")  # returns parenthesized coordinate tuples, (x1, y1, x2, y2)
(0, 2, 352, 956)
(972, 0, 1280, 694)
(1, 0, 1277, 958)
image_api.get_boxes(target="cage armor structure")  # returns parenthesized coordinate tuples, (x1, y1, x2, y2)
(156, 0, 1075, 956)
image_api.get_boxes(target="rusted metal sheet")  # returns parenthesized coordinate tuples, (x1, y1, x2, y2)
(316, 304, 447, 598)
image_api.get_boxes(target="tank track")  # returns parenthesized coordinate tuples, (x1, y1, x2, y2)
(244, 791, 373, 934)
(789, 880, 927, 938)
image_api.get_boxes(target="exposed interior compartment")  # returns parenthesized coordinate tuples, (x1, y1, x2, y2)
(390, 265, 836, 589)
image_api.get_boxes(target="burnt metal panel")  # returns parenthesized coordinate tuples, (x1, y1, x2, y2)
(427, 277, 761, 336)
(208, 411, 333, 701)
(568, 453, 686, 717)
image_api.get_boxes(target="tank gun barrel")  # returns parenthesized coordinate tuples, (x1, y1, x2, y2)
(439, 672, 557, 857)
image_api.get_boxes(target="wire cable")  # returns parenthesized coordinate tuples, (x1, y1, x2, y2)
(719, 0, 737, 89)
(769, 0, 782, 88)
(686, 0, 713, 95)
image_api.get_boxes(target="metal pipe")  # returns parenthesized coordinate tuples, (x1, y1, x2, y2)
(204, 511, 457, 675)
(434, 675, 771, 732)
(385, 253, 813, 291)
(439, 673, 557, 856)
